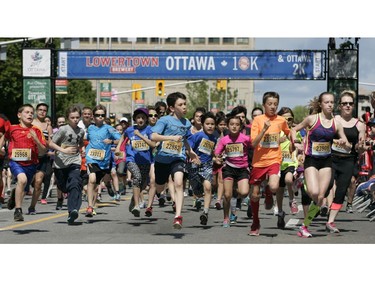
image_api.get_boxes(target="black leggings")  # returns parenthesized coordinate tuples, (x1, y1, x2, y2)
(327, 156, 357, 204)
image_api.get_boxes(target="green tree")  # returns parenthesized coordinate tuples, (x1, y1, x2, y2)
(55, 80, 96, 117)
(292, 105, 309, 123)
(0, 38, 60, 123)
(185, 80, 209, 117)
(185, 80, 237, 118)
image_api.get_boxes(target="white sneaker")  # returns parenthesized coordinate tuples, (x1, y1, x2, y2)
(273, 205, 278, 216)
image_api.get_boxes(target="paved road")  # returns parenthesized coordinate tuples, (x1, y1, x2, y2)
(1, 185, 374, 244)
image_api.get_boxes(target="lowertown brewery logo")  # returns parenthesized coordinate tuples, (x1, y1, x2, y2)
(30, 51, 43, 67)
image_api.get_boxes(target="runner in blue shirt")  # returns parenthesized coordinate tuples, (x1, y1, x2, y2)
(85, 105, 121, 217)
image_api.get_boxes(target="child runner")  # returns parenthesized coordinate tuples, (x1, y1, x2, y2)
(85, 105, 121, 217)
(291, 92, 351, 237)
(151, 92, 200, 229)
(214, 115, 252, 228)
(48, 105, 85, 224)
(277, 107, 299, 216)
(249, 91, 291, 236)
(187, 111, 217, 225)
(119, 107, 156, 217)
(213, 112, 227, 210)
(1, 104, 47, 221)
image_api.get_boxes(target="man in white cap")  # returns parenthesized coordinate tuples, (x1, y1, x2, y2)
(120, 117, 129, 131)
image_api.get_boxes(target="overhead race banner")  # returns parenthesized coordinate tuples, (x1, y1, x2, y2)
(58, 50, 326, 80)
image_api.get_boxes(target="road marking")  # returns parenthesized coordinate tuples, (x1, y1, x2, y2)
(0, 196, 131, 231)
(285, 218, 300, 229)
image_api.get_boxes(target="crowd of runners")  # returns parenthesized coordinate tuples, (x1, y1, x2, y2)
(1, 89, 375, 238)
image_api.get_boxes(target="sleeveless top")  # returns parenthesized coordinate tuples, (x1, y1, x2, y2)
(332, 120, 359, 158)
(304, 113, 336, 158)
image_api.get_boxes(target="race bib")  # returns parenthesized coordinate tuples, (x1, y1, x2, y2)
(11, 148, 31, 161)
(282, 150, 294, 162)
(161, 140, 183, 155)
(226, 143, 244, 157)
(312, 142, 331, 156)
(198, 138, 215, 155)
(260, 133, 279, 148)
(88, 149, 105, 160)
(331, 142, 351, 154)
(132, 140, 150, 151)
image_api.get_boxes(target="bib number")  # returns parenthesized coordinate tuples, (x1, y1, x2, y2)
(88, 149, 105, 160)
(11, 148, 31, 161)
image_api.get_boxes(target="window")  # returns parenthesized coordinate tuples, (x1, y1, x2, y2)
(179, 38, 191, 44)
(223, 38, 234, 44)
(193, 38, 205, 44)
(136, 38, 148, 43)
(208, 38, 220, 44)
(237, 38, 250, 45)
(150, 38, 160, 44)
(165, 38, 177, 44)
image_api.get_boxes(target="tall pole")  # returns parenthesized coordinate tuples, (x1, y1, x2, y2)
(96, 38, 100, 105)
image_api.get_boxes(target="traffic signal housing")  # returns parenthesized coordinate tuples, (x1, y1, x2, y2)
(156, 80, 165, 97)
(216, 79, 227, 91)
(132, 83, 142, 100)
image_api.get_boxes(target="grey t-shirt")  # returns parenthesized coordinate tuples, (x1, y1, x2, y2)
(52, 124, 85, 169)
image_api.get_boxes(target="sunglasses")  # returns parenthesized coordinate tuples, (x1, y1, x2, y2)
(285, 117, 294, 122)
(340, 102, 354, 106)
(94, 114, 106, 118)
(158, 112, 165, 116)
(149, 114, 158, 118)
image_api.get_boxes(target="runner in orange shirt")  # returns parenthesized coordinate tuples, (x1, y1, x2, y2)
(248, 91, 291, 236)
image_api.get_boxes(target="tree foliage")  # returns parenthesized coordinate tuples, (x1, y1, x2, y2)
(185, 80, 237, 118)
(292, 105, 309, 123)
(55, 80, 96, 118)
(0, 38, 95, 123)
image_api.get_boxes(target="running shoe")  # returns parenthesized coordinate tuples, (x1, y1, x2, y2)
(14, 208, 24, 221)
(320, 205, 329, 217)
(158, 196, 166, 207)
(85, 206, 94, 217)
(249, 219, 260, 236)
(105, 182, 115, 197)
(346, 203, 353, 213)
(40, 198, 48, 205)
(173, 216, 183, 229)
(56, 198, 64, 210)
(289, 199, 299, 214)
(273, 205, 279, 216)
(131, 206, 141, 217)
(223, 218, 230, 228)
(114, 193, 121, 202)
(145, 207, 153, 217)
(7, 188, 16, 210)
(277, 211, 286, 229)
(242, 196, 250, 206)
(326, 222, 340, 233)
(27, 207, 36, 215)
(128, 195, 135, 213)
(229, 213, 237, 224)
(215, 200, 222, 210)
(92, 208, 97, 216)
(96, 194, 102, 203)
(200, 211, 208, 225)
(67, 209, 79, 225)
(297, 225, 312, 238)
(195, 199, 202, 211)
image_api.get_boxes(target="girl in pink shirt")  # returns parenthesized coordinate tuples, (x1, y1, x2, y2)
(214, 115, 252, 228)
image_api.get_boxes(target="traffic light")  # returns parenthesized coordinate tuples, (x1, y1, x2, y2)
(132, 83, 142, 100)
(216, 79, 227, 91)
(156, 80, 165, 97)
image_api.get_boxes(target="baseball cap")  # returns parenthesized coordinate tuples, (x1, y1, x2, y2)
(120, 117, 128, 123)
(133, 108, 149, 121)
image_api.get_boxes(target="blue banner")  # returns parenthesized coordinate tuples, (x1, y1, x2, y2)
(58, 50, 326, 80)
